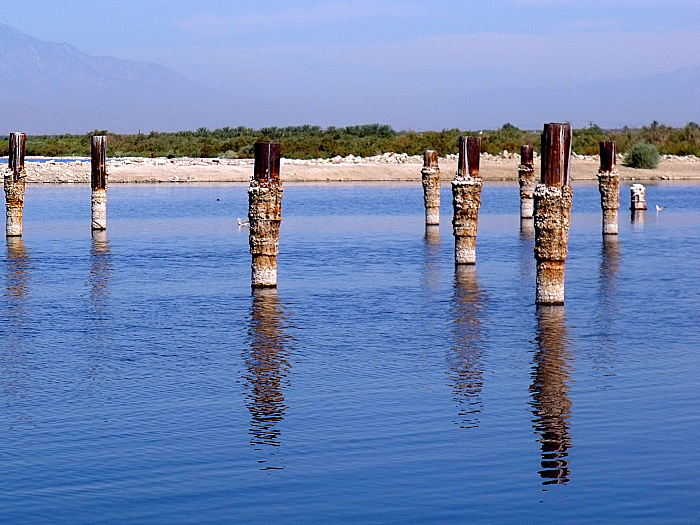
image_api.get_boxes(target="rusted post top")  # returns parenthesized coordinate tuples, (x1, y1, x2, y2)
(91, 136, 107, 190)
(599, 141, 616, 172)
(423, 150, 439, 169)
(254, 142, 281, 185)
(541, 123, 572, 187)
(457, 136, 480, 178)
(8, 132, 26, 177)
(521, 145, 533, 166)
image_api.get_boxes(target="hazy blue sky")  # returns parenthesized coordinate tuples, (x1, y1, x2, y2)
(5, 1, 700, 128)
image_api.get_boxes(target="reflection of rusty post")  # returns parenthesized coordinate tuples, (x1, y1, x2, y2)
(630, 184, 647, 210)
(90, 230, 111, 302)
(452, 136, 482, 265)
(531, 305, 572, 484)
(421, 150, 440, 225)
(91, 136, 108, 230)
(518, 145, 536, 218)
(534, 123, 572, 305)
(5, 133, 26, 237)
(249, 142, 283, 287)
(597, 141, 619, 235)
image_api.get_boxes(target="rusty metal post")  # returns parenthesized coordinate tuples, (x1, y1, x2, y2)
(91, 136, 108, 230)
(518, 145, 536, 218)
(534, 123, 573, 305)
(452, 136, 482, 264)
(249, 142, 283, 287)
(4, 133, 27, 237)
(597, 141, 619, 235)
(630, 184, 647, 210)
(421, 150, 440, 225)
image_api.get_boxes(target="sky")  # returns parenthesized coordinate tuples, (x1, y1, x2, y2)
(4, 1, 700, 129)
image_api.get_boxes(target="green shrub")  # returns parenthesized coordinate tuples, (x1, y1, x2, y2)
(624, 142, 660, 169)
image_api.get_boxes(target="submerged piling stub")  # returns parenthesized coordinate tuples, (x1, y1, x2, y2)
(421, 150, 440, 225)
(452, 136, 482, 264)
(630, 184, 647, 210)
(534, 123, 573, 305)
(597, 141, 619, 235)
(249, 142, 283, 287)
(518, 145, 536, 218)
(4, 132, 27, 237)
(91, 136, 108, 230)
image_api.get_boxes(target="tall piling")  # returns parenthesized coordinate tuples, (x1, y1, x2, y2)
(91, 136, 108, 230)
(597, 141, 619, 235)
(630, 184, 647, 210)
(4, 133, 27, 237)
(534, 123, 573, 305)
(421, 150, 441, 225)
(249, 142, 283, 287)
(518, 145, 536, 219)
(452, 136, 482, 265)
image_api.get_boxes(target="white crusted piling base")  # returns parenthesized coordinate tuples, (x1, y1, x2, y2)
(91, 189, 107, 230)
(535, 261, 566, 305)
(455, 236, 476, 265)
(425, 207, 440, 225)
(452, 177, 482, 265)
(602, 209, 618, 235)
(422, 166, 441, 226)
(518, 165, 536, 219)
(630, 184, 647, 210)
(6, 204, 22, 236)
(248, 184, 283, 288)
(4, 170, 25, 237)
(597, 169, 619, 235)
(520, 199, 534, 219)
(252, 257, 278, 287)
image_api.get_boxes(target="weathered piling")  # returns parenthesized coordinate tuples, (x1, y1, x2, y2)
(534, 123, 573, 305)
(249, 142, 283, 287)
(452, 137, 482, 265)
(421, 150, 441, 225)
(4, 133, 27, 236)
(597, 141, 619, 235)
(518, 145, 536, 218)
(630, 184, 647, 210)
(91, 136, 108, 230)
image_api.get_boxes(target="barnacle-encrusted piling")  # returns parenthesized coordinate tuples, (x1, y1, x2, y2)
(534, 123, 573, 305)
(91, 136, 108, 230)
(421, 150, 441, 225)
(249, 142, 283, 287)
(452, 136, 482, 265)
(597, 141, 619, 235)
(4, 133, 26, 237)
(630, 184, 647, 210)
(518, 145, 536, 219)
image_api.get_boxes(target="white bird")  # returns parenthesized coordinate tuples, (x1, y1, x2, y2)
(237, 218, 249, 227)
(655, 205, 664, 212)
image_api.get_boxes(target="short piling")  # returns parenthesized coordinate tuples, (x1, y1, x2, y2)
(534, 123, 573, 305)
(597, 141, 619, 235)
(4, 133, 27, 237)
(91, 136, 108, 230)
(452, 137, 482, 265)
(249, 142, 283, 287)
(518, 145, 536, 218)
(630, 184, 647, 210)
(421, 150, 441, 225)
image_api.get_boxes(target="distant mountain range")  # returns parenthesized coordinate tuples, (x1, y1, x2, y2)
(0, 22, 697, 134)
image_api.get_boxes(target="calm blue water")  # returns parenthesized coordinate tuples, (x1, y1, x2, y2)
(1, 182, 698, 524)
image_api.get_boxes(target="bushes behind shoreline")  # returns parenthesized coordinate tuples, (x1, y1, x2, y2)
(2, 121, 699, 160)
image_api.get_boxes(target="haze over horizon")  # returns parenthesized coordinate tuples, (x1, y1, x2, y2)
(1, 1, 699, 133)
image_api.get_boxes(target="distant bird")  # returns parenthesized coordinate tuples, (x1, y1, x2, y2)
(237, 218, 249, 227)
(655, 205, 664, 212)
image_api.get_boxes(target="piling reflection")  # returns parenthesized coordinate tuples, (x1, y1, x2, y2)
(600, 235, 620, 292)
(520, 218, 535, 242)
(631, 209, 646, 231)
(244, 288, 292, 468)
(448, 265, 486, 428)
(530, 306, 573, 484)
(6, 237, 30, 302)
(424, 225, 441, 289)
(90, 230, 111, 308)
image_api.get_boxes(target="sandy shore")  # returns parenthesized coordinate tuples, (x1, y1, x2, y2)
(9, 153, 700, 183)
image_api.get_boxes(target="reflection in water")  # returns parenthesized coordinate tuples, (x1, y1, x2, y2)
(90, 230, 111, 308)
(6, 237, 30, 302)
(530, 306, 573, 485)
(244, 288, 292, 469)
(520, 218, 535, 242)
(448, 266, 486, 429)
(424, 225, 441, 289)
(631, 209, 646, 231)
(519, 218, 536, 280)
(600, 236, 620, 293)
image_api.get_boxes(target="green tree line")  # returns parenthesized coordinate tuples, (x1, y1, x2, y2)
(2, 121, 699, 159)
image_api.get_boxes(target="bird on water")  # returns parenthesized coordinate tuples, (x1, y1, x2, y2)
(237, 218, 250, 227)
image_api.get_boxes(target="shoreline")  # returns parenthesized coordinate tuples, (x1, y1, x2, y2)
(5, 153, 699, 183)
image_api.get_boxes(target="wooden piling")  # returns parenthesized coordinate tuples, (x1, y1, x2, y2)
(452, 136, 482, 264)
(630, 184, 647, 210)
(249, 142, 283, 287)
(597, 141, 619, 235)
(421, 150, 440, 225)
(4, 133, 27, 237)
(91, 136, 108, 230)
(518, 145, 536, 218)
(534, 123, 573, 305)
